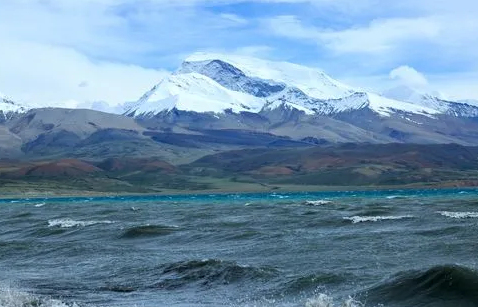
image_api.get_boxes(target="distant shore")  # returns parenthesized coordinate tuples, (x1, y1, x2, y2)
(1, 181, 477, 200)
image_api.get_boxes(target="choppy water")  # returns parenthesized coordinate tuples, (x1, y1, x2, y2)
(2, 189, 478, 306)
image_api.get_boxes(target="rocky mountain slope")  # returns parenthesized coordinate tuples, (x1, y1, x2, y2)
(122, 53, 478, 146)
(3, 54, 478, 162)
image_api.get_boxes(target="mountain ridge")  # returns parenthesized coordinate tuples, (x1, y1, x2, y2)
(3, 54, 478, 163)
(127, 53, 478, 119)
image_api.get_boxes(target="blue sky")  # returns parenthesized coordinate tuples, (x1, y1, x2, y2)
(1, 0, 478, 106)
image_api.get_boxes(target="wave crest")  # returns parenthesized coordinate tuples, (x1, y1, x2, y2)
(438, 211, 478, 219)
(47, 219, 114, 228)
(304, 200, 332, 206)
(344, 215, 413, 224)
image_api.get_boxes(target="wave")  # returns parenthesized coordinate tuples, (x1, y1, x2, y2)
(304, 200, 332, 206)
(363, 264, 478, 307)
(415, 225, 462, 237)
(385, 195, 407, 199)
(305, 294, 363, 307)
(0, 285, 81, 307)
(120, 224, 179, 239)
(10, 212, 33, 219)
(47, 218, 114, 228)
(34, 203, 46, 207)
(438, 211, 478, 219)
(280, 273, 352, 295)
(344, 215, 413, 224)
(153, 259, 277, 290)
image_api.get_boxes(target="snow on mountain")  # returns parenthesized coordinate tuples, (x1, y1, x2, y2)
(298, 91, 438, 117)
(366, 92, 438, 116)
(0, 92, 30, 117)
(185, 52, 354, 100)
(383, 85, 478, 117)
(125, 72, 264, 117)
(382, 86, 450, 112)
(125, 53, 478, 119)
(458, 99, 478, 107)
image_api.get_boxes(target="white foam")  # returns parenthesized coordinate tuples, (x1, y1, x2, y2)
(34, 203, 46, 207)
(305, 293, 363, 307)
(0, 285, 80, 307)
(344, 215, 414, 224)
(386, 195, 406, 199)
(438, 211, 478, 219)
(304, 200, 332, 206)
(48, 218, 114, 228)
(270, 194, 289, 199)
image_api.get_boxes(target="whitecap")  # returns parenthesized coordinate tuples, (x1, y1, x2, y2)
(34, 203, 46, 207)
(438, 211, 478, 219)
(305, 293, 363, 307)
(48, 218, 114, 228)
(0, 284, 81, 307)
(304, 200, 332, 206)
(386, 195, 406, 199)
(344, 215, 414, 224)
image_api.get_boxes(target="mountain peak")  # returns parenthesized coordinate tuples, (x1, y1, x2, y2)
(125, 72, 265, 117)
(184, 52, 354, 100)
(0, 92, 31, 117)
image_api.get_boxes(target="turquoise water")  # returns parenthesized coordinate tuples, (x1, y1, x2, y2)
(1, 188, 478, 306)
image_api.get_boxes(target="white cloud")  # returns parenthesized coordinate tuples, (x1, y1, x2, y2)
(0, 0, 252, 107)
(234, 46, 274, 57)
(1, 0, 478, 106)
(389, 66, 429, 89)
(0, 38, 168, 107)
(265, 15, 441, 54)
(341, 70, 478, 101)
(219, 13, 249, 25)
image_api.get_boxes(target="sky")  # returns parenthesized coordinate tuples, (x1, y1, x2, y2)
(1, 0, 478, 108)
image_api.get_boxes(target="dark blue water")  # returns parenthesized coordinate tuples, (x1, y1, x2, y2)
(2, 188, 478, 306)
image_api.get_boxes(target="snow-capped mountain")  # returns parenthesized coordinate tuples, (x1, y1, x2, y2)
(124, 72, 264, 117)
(182, 52, 355, 99)
(128, 53, 462, 119)
(0, 92, 30, 120)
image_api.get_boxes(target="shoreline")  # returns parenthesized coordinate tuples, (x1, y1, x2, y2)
(1, 182, 477, 200)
